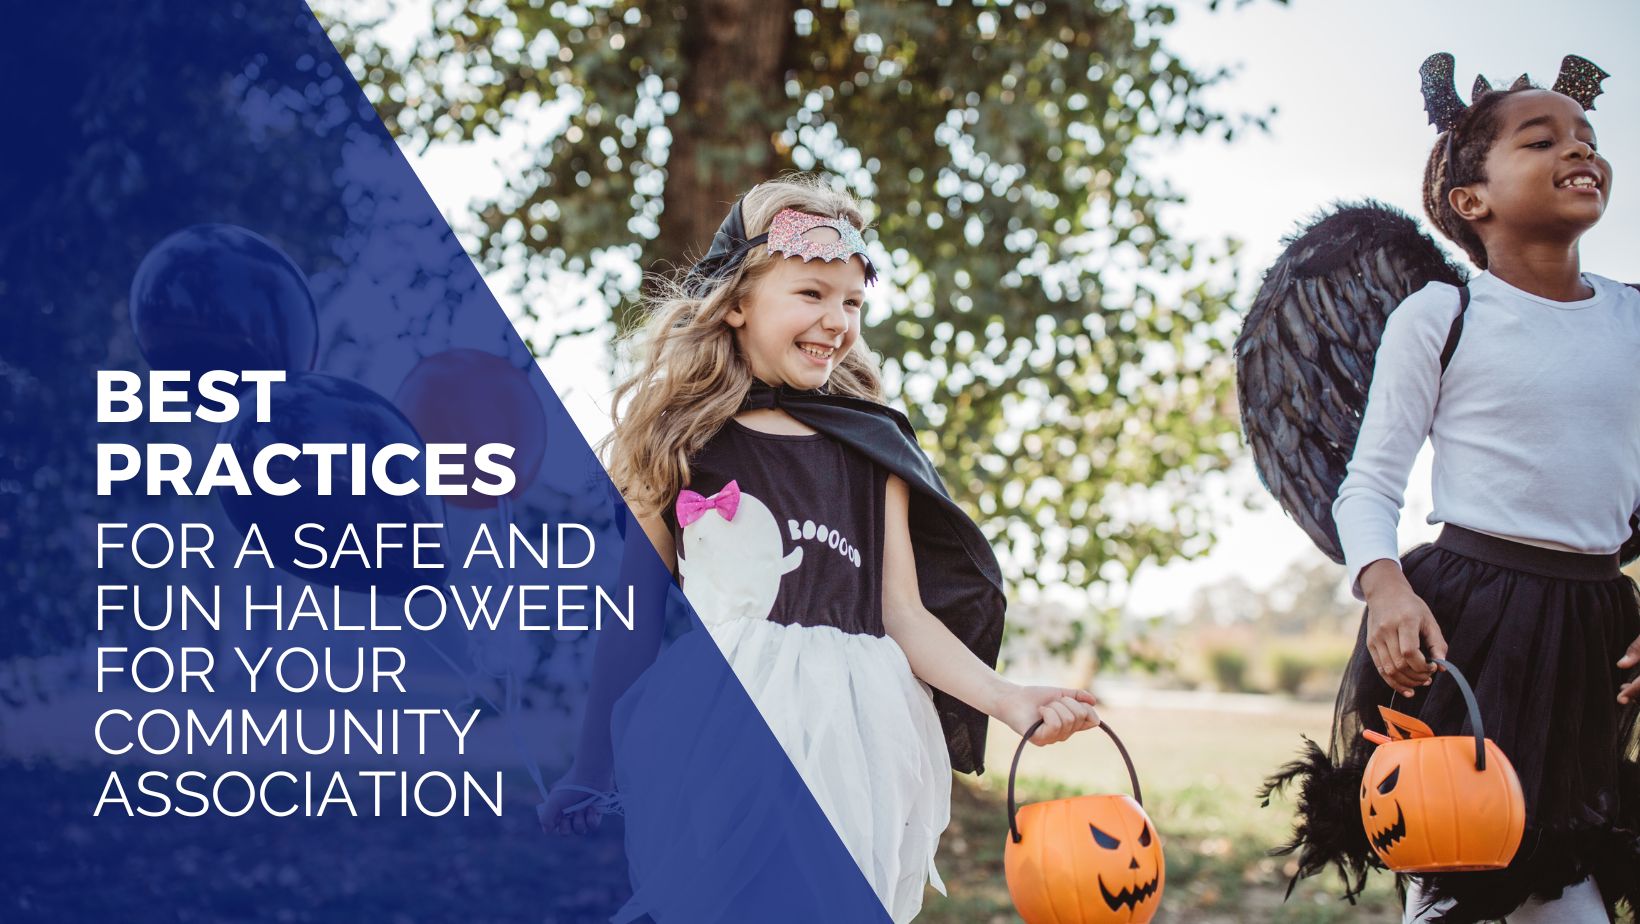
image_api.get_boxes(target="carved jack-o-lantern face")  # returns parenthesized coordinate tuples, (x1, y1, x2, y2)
(1362, 765, 1407, 856)
(1006, 794, 1165, 924)
(1089, 815, 1162, 916)
(1358, 706, 1525, 872)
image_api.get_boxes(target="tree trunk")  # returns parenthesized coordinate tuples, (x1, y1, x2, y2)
(632, 0, 794, 327)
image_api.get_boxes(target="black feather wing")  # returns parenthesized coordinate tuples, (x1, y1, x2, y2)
(1235, 202, 1467, 563)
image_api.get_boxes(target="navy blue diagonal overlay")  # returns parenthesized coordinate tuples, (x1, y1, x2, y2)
(0, 3, 893, 922)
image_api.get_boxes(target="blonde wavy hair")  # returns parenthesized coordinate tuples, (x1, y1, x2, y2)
(603, 175, 884, 518)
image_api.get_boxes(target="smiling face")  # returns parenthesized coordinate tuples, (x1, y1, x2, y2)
(1456, 89, 1612, 244)
(726, 252, 865, 391)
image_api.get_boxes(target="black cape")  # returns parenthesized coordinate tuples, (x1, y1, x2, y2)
(742, 380, 1006, 774)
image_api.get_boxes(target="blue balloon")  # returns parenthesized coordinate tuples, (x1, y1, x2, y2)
(129, 224, 319, 376)
(219, 372, 447, 595)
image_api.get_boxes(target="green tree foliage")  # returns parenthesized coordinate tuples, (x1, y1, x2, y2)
(322, 0, 1257, 601)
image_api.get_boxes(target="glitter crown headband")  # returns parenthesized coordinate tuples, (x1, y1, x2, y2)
(1419, 52, 1609, 134)
(685, 195, 878, 297)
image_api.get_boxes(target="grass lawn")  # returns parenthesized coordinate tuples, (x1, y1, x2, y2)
(919, 697, 1405, 924)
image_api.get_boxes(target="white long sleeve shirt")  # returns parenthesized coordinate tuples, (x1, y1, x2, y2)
(1333, 271, 1640, 597)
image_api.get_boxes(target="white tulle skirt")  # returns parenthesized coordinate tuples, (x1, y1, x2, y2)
(610, 618, 951, 924)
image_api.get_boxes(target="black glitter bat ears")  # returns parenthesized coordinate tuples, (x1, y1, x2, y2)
(1420, 53, 1610, 133)
(1420, 53, 1467, 132)
(1551, 55, 1611, 110)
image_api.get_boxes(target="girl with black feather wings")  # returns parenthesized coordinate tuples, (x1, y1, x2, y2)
(1241, 54, 1640, 924)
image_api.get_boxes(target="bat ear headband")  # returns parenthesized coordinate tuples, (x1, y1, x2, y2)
(1421, 53, 1609, 187)
(1420, 52, 1609, 133)
(685, 194, 878, 297)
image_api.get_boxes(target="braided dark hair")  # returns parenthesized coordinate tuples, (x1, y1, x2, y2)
(1421, 80, 1535, 269)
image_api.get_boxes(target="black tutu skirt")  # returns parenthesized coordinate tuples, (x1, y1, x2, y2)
(1262, 525, 1640, 923)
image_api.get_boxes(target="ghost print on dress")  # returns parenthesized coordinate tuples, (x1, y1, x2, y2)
(677, 480, 803, 625)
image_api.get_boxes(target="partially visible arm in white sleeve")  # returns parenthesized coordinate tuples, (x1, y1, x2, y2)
(1333, 283, 1462, 599)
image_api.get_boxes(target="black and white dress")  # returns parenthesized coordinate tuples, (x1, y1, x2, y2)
(611, 419, 950, 923)
(1293, 272, 1640, 922)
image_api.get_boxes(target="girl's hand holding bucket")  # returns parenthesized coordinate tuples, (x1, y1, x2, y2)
(992, 684, 1101, 746)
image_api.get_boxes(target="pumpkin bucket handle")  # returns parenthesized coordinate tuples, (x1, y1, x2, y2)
(1007, 720, 1140, 844)
(1430, 658, 1488, 771)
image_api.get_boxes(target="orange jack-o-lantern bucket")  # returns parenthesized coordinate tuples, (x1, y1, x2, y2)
(1359, 658, 1525, 873)
(1004, 721, 1164, 924)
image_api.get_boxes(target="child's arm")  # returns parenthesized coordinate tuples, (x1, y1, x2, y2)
(539, 510, 673, 835)
(1333, 286, 1455, 696)
(880, 474, 1099, 746)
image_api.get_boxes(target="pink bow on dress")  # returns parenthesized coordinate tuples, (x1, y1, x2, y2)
(676, 480, 741, 527)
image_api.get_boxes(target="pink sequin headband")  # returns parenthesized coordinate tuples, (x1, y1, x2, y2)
(762, 209, 875, 276)
(686, 198, 878, 296)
